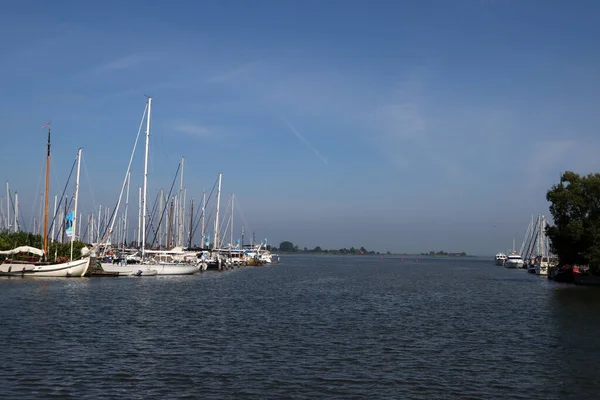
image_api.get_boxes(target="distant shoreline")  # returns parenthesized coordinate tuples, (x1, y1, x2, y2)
(277, 252, 474, 257)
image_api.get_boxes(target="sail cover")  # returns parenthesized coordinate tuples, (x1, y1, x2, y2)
(0, 246, 45, 257)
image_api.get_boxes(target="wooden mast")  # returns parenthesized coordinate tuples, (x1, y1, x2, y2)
(43, 124, 51, 256)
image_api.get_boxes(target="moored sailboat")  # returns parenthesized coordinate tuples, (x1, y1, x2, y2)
(0, 131, 90, 277)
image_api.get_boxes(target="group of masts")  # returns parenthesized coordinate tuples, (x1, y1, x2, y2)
(2, 97, 262, 258)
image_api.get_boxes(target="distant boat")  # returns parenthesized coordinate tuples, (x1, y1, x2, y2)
(495, 253, 507, 266)
(504, 253, 524, 269)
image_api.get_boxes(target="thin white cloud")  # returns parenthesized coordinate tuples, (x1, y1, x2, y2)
(97, 53, 144, 71)
(173, 123, 212, 138)
(281, 118, 328, 165)
(207, 61, 258, 83)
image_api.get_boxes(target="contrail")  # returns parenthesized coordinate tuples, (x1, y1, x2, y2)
(281, 118, 328, 165)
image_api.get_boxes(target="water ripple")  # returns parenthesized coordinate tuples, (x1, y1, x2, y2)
(2, 256, 600, 399)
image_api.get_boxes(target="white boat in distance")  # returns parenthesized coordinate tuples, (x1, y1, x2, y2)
(495, 253, 507, 266)
(504, 253, 524, 269)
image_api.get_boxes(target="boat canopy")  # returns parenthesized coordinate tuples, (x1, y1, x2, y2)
(0, 246, 45, 257)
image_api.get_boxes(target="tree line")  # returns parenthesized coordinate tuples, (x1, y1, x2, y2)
(546, 171, 600, 274)
(275, 241, 382, 255)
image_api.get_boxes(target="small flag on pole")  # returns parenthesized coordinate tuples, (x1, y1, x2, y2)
(41, 121, 51, 129)
(65, 211, 74, 238)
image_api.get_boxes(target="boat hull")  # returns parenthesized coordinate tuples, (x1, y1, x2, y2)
(151, 263, 199, 275)
(0, 258, 90, 277)
(504, 259, 524, 269)
(100, 263, 157, 276)
(535, 264, 549, 276)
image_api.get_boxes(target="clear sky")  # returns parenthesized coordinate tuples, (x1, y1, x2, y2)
(1, 0, 599, 255)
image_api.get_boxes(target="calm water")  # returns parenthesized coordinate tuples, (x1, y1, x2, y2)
(1, 254, 600, 399)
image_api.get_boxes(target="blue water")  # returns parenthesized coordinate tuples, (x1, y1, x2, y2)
(1, 254, 599, 399)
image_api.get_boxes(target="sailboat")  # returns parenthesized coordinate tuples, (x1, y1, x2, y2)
(99, 97, 197, 275)
(0, 131, 90, 277)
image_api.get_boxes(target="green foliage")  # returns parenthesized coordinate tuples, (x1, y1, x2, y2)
(546, 171, 600, 273)
(0, 231, 88, 261)
(279, 241, 295, 252)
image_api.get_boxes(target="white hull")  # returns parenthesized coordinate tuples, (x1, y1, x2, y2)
(151, 263, 199, 275)
(495, 253, 507, 266)
(100, 263, 157, 276)
(535, 264, 549, 276)
(504, 259, 524, 269)
(0, 258, 90, 277)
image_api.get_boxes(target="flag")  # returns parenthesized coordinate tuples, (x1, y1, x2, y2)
(65, 211, 74, 238)
(41, 121, 51, 129)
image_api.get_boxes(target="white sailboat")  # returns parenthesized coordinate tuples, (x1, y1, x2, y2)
(0, 138, 90, 277)
(99, 99, 157, 276)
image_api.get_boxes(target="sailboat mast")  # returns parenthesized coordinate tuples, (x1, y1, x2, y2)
(141, 96, 151, 259)
(6, 181, 10, 231)
(178, 157, 184, 247)
(43, 126, 51, 255)
(201, 190, 206, 248)
(123, 171, 130, 249)
(213, 173, 222, 250)
(70, 148, 82, 261)
(188, 198, 194, 248)
(14, 192, 18, 232)
(137, 187, 142, 247)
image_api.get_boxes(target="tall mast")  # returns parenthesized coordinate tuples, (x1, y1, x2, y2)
(178, 157, 185, 247)
(70, 148, 82, 261)
(213, 173, 222, 249)
(51, 195, 57, 242)
(137, 186, 142, 247)
(188, 198, 194, 248)
(6, 181, 9, 231)
(141, 96, 151, 259)
(123, 171, 130, 249)
(167, 198, 173, 248)
(43, 126, 51, 255)
(14, 192, 18, 232)
(201, 190, 206, 248)
(230, 194, 234, 247)
(158, 188, 164, 248)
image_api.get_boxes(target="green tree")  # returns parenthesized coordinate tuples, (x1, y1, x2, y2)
(313, 246, 323, 253)
(546, 171, 600, 273)
(279, 241, 295, 252)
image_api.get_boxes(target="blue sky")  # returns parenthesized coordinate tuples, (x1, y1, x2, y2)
(1, 0, 599, 255)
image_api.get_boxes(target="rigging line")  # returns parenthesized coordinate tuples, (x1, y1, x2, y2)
(7, 189, 28, 233)
(218, 195, 233, 244)
(190, 178, 218, 244)
(233, 196, 252, 237)
(100, 102, 148, 243)
(145, 189, 163, 247)
(47, 156, 77, 241)
(149, 162, 180, 248)
(81, 150, 99, 222)
(30, 153, 47, 232)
